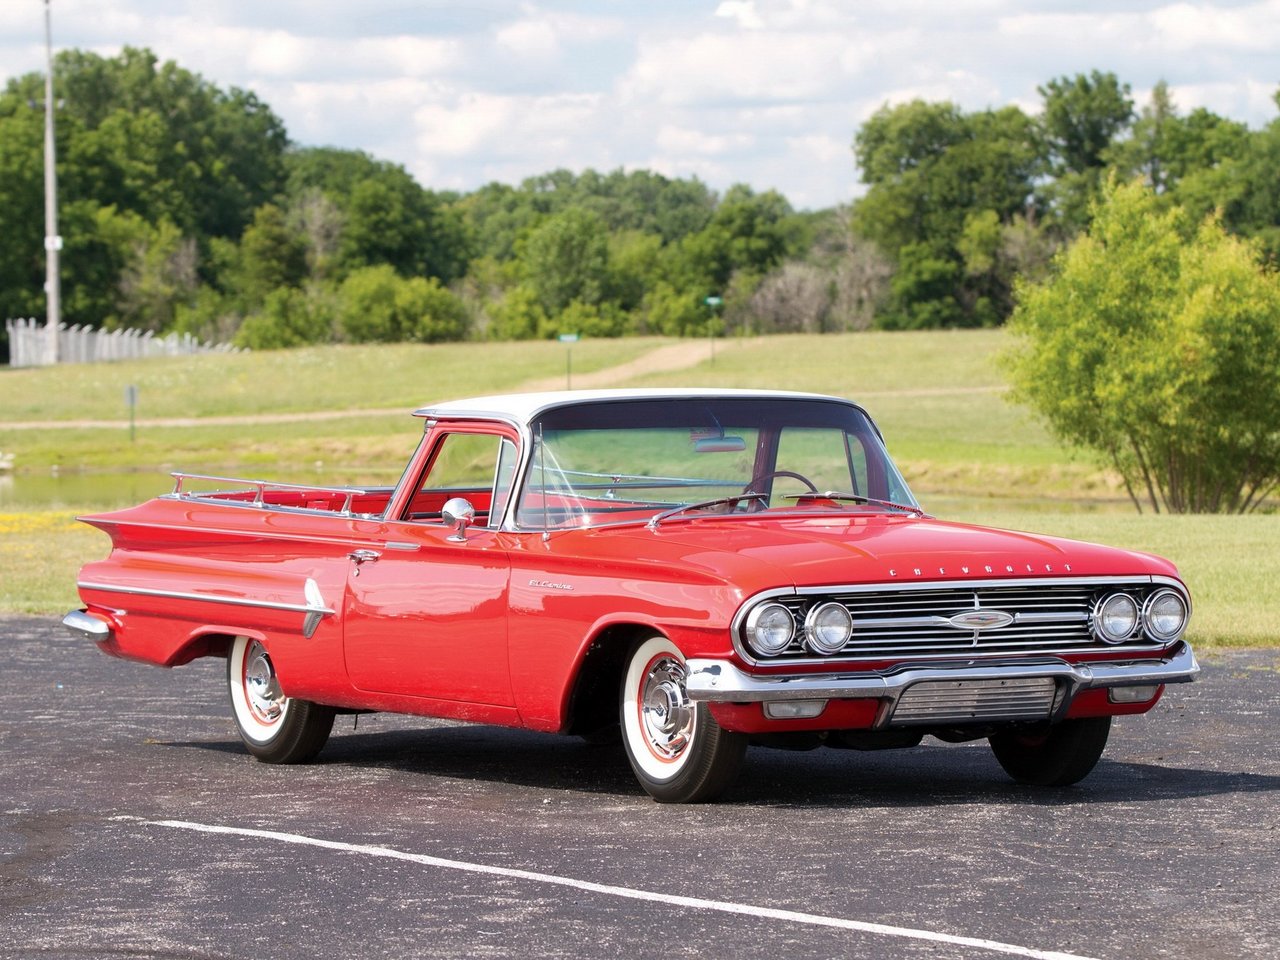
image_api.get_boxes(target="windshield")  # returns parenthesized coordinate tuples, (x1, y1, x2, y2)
(513, 398, 918, 530)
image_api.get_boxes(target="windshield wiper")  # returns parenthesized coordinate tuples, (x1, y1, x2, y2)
(784, 492, 927, 516)
(647, 493, 767, 529)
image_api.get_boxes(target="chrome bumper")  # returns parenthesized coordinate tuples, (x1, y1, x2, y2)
(63, 609, 113, 642)
(685, 642, 1199, 705)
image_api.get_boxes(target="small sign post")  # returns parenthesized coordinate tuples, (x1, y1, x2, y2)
(124, 384, 138, 442)
(704, 296, 723, 366)
(558, 333, 580, 389)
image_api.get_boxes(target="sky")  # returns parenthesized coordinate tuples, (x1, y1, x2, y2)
(1, 0, 1277, 210)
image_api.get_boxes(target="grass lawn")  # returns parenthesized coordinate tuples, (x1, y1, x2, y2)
(2, 329, 1274, 645)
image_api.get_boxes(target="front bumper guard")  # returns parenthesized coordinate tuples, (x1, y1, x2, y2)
(686, 642, 1199, 720)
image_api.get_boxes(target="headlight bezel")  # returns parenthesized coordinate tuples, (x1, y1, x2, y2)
(1142, 588, 1189, 642)
(744, 601, 796, 657)
(1093, 591, 1141, 644)
(804, 601, 854, 656)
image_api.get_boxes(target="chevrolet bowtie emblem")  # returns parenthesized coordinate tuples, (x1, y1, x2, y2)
(948, 609, 1015, 630)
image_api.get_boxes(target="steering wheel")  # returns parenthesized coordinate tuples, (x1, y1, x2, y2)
(741, 470, 819, 497)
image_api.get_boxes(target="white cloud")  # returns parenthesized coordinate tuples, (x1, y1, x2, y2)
(495, 18, 560, 60)
(715, 2, 766, 30)
(413, 92, 605, 162)
(656, 125, 756, 156)
(1152, 0, 1280, 49)
(623, 31, 869, 107)
(1, 0, 1278, 210)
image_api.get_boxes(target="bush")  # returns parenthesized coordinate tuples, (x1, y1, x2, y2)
(397, 276, 469, 343)
(336, 265, 468, 343)
(1005, 180, 1280, 513)
(234, 286, 335, 349)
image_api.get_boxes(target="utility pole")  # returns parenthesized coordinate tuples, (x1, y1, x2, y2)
(43, 0, 61, 364)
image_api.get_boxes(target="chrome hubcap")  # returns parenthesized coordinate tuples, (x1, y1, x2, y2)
(640, 658, 694, 760)
(244, 641, 284, 723)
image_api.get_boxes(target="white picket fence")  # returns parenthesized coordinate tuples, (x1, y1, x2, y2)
(5, 317, 240, 367)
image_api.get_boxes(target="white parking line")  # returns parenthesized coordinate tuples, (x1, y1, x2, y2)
(116, 816, 1100, 960)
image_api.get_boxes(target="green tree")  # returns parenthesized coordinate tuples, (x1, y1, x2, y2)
(111, 217, 198, 331)
(852, 100, 1043, 327)
(1107, 82, 1248, 194)
(233, 204, 308, 304)
(6, 47, 289, 239)
(0, 47, 288, 337)
(285, 146, 470, 283)
(1038, 71, 1134, 230)
(1173, 91, 1280, 261)
(521, 207, 611, 315)
(1005, 180, 1280, 513)
(678, 186, 802, 292)
(1039, 71, 1134, 175)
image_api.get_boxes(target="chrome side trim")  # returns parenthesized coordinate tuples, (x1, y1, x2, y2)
(63, 609, 112, 642)
(77, 579, 335, 639)
(686, 642, 1200, 721)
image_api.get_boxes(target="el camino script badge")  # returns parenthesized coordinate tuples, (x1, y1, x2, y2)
(529, 579, 574, 591)
(948, 609, 1015, 630)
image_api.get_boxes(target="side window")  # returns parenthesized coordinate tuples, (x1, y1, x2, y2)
(404, 433, 508, 526)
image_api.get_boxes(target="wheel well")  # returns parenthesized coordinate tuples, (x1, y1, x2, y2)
(167, 631, 236, 666)
(564, 624, 654, 736)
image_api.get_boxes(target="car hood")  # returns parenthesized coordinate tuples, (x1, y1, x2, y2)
(576, 514, 1181, 594)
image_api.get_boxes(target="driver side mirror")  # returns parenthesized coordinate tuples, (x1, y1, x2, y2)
(441, 497, 476, 542)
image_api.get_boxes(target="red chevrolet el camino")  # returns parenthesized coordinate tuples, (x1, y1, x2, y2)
(64, 389, 1198, 802)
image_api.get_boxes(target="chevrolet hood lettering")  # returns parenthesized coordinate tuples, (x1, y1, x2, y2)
(948, 610, 1015, 630)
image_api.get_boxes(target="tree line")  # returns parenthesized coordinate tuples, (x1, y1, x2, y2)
(2, 49, 1278, 358)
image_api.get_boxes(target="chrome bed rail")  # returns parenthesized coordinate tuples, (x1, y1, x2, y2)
(167, 472, 371, 516)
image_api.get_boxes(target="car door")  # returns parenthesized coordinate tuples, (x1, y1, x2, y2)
(342, 429, 516, 706)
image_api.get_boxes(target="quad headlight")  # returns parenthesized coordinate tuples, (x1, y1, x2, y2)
(1143, 589, 1188, 642)
(745, 602, 796, 656)
(805, 602, 853, 655)
(1094, 592, 1140, 644)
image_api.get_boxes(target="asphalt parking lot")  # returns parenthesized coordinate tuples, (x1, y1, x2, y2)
(2, 615, 1278, 960)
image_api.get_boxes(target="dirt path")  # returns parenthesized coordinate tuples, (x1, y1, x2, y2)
(0, 340, 729, 432)
(0, 339, 1006, 433)
(517, 339, 722, 392)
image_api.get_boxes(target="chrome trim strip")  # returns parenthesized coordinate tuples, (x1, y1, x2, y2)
(686, 642, 1199, 715)
(62, 609, 112, 642)
(730, 576, 1190, 667)
(77, 580, 335, 617)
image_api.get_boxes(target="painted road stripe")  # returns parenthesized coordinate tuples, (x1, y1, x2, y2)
(116, 817, 1100, 960)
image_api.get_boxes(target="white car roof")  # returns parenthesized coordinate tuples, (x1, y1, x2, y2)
(413, 388, 849, 425)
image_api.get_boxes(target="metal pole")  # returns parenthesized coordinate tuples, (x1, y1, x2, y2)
(43, 0, 61, 364)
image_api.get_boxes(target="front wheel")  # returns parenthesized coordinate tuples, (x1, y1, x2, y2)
(988, 716, 1112, 786)
(620, 637, 746, 803)
(227, 636, 335, 764)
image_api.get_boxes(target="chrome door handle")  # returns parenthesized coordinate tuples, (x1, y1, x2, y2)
(348, 549, 381, 565)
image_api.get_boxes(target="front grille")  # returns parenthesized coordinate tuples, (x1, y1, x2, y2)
(890, 676, 1057, 725)
(742, 579, 1172, 662)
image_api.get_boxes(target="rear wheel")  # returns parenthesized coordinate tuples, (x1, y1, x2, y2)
(988, 716, 1112, 786)
(227, 636, 335, 764)
(619, 637, 746, 803)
